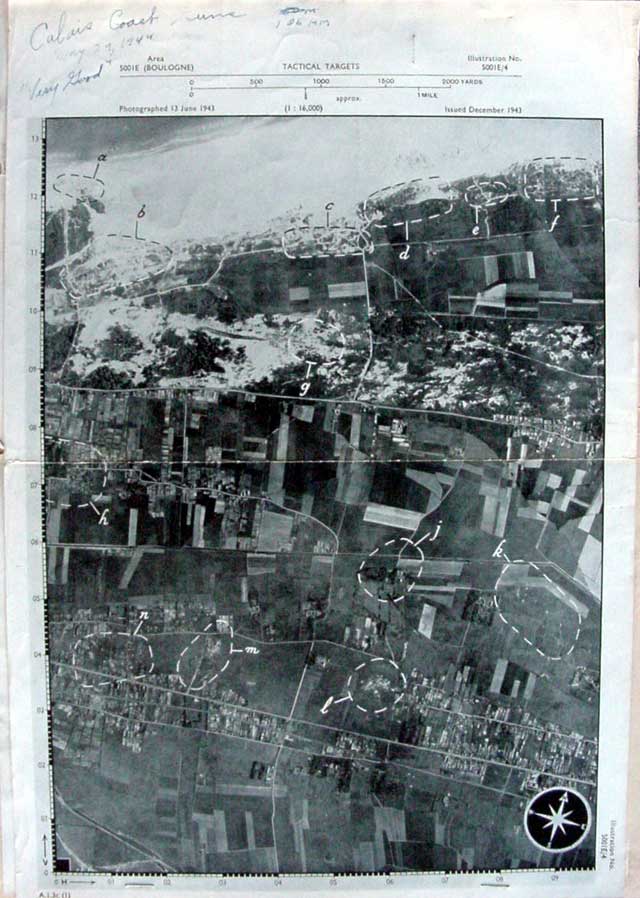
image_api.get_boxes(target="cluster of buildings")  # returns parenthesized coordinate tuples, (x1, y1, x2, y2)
(400, 662, 597, 790)
(296, 652, 597, 803)
(45, 386, 488, 575)
(494, 411, 602, 456)
(45, 386, 146, 462)
(51, 650, 285, 762)
(206, 703, 286, 746)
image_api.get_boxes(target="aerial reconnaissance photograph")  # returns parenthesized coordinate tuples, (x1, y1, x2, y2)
(43, 115, 603, 874)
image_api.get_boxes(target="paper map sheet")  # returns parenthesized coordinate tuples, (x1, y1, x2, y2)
(1, 3, 638, 897)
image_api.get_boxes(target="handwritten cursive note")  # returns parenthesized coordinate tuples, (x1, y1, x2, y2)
(184, 11, 247, 23)
(30, 11, 94, 52)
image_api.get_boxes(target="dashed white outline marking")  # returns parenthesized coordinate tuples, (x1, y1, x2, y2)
(493, 562, 583, 662)
(71, 623, 242, 692)
(522, 156, 600, 204)
(364, 175, 454, 228)
(175, 625, 235, 692)
(344, 656, 407, 716)
(60, 232, 174, 301)
(357, 537, 424, 605)
(53, 172, 106, 202)
(72, 631, 154, 689)
(463, 179, 510, 210)
(281, 223, 373, 260)
(46, 437, 108, 494)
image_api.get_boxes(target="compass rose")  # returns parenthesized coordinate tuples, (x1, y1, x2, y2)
(524, 787, 591, 853)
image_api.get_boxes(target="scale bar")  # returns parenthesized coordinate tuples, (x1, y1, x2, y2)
(192, 85, 453, 91)
(119, 72, 522, 78)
